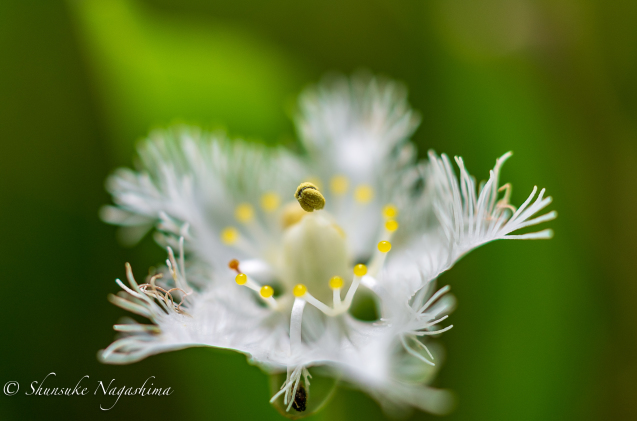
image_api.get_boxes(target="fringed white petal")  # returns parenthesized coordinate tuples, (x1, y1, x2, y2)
(429, 151, 556, 262)
(296, 72, 420, 184)
(383, 151, 556, 295)
(103, 126, 304, 272)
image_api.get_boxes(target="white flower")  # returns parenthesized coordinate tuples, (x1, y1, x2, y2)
(99, 73, 556, 416)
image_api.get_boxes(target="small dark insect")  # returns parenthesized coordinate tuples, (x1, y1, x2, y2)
(292, 384, 307, 412)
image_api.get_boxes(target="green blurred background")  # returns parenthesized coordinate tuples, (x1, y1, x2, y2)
(1, 0, 635, 419)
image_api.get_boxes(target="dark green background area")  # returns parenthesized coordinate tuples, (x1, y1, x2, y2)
(1, 0, 635, 420)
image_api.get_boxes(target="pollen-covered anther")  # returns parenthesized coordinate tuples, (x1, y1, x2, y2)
(294, 182, 325, 212)
(293, 284, 307, 297)
(378, 241, 392, 253)
(260, 285, 274, 298)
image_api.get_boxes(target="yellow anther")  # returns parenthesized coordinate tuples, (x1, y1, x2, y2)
(293, 284, 307, 297)
(330, 175, 349, 195)
(260, 285, 274, 298)
(281, 202, 306, 228)
(329, 276, 344, 290)
(378, 241, 392, 253)
(383, 204, 398, 218)
(260, 192, 280, 212)
(295, 182, 326, 212)
(235, 273, 247, 285)
(235, 203, 254, 223)
(221, 227, 239, 245)
(385, 219, 399, 232)
(354, 185, 374, 204)
(353, 264, 367, 277)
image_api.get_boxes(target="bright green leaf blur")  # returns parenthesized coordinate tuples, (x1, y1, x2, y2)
(69, 0, 309, 162)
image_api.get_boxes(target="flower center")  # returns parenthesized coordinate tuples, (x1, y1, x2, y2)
(281, 212, 350, 303)
(226, 181, 400, 312)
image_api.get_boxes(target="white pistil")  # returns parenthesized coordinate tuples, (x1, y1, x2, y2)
(303, 292, 337, 316)
(368, 251, 387, 277)
(264, 296, 277, 308)
(368, 239, 392, 277)
(295, 266, 368, 317)
(342, 274, 362, 310)
(289, 298, 306, 353)
(333, 288, 342, 309)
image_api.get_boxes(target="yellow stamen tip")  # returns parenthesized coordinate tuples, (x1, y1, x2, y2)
(378, 241, 392, 253)
(329, 276, 344, 290)
(293, 284, 307, 297)
(353, 264, 367, 277)
(281, 202, 306, 228)
(221, 227, 239, 245)
(235, 203, 255, 223)
(383, 204, 398, 218)
(260, 192, 280, 212)
(330, 175, 349, 195)
(354, 185, 374, 204)
(295, 182, 325, 212)
(235, 273, 247, 285)
(260, 285, 274, 298)
(385, 219, 399, 232)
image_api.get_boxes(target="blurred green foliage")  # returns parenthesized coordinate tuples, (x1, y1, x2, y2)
(1, 0, 636, 420)
(69, 0, 309, 163)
